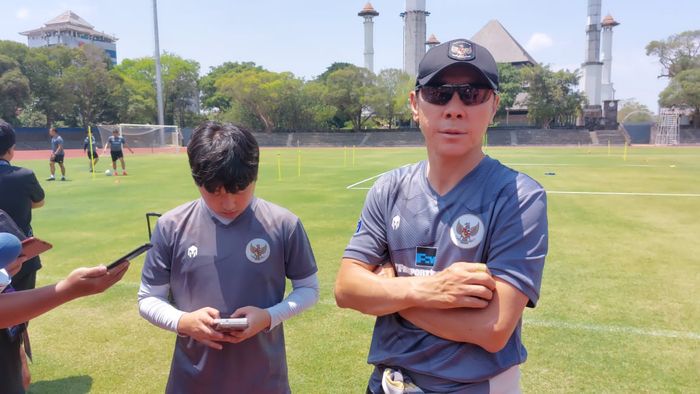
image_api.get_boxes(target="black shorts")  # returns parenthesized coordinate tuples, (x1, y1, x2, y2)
(110, 151, 124, 161)
(86, 150, 99, 158)
(50, 154, 64, 164)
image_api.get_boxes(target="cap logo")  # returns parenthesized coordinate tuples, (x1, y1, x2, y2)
(448, 40, 474, 61)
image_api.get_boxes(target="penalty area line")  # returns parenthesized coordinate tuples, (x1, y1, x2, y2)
(345, 164, 412, 190)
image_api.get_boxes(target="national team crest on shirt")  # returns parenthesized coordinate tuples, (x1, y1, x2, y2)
(246, 238, 270, 263)
(448, 40, 475, 61)
(449, 214, 484, 249)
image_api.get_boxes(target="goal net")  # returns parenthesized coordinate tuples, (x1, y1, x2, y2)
(95, 124, 182, 153)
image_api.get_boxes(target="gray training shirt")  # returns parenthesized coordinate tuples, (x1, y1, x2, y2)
(141, 197, 318, 394)
(344, 156, 548, 393)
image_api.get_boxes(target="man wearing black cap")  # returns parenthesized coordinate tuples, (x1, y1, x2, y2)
(336, 39, 548, 393)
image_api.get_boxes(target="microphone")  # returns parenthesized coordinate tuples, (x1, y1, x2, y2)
(0, 232, 21, 270)
(0, 233, 21, 293)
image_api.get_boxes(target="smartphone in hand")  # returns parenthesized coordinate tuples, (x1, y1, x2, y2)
(213, 318, 249, 332)
(107, 243, 152, 270)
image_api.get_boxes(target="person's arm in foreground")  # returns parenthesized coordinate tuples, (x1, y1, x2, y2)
(335, 259, 495, 316)
(0, 262, 129, 328)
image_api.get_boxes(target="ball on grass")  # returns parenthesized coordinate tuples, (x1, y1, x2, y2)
(105, 169, 113, 176)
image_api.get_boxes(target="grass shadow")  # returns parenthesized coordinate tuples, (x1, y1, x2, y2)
(28, 375, 92, 393)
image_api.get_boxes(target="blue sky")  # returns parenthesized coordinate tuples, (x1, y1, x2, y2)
(1, 0, 697, 112)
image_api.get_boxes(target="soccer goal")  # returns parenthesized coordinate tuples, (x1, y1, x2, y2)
(95, 124, 182, 153)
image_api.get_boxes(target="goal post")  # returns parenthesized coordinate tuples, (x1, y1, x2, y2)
(95, 124, 182, 153)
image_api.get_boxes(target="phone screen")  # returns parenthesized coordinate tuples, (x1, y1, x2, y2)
(106, 243, 152, 270)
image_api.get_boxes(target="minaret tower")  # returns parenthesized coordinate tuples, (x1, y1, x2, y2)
(400, 0, 429, 78)
(358, 3, 379, 73)
(426, 33, 440, 49)
(600, 14, 620, 102)
(581, 0, 603, 107)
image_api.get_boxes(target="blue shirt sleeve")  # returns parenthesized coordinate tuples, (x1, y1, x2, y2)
(487, 174, 548, 307)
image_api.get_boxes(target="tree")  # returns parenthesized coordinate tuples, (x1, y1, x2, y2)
(316, 62, 355, 82)
(61, 44, 122, 127)
(21, 46, 77, 126)
(216, 68, 302, 132)
(496, 63, 526, 119)
(0, 55, 30, 124)
(617, 99, 654, 123)
(114, 54, 201, 127)
(521, 65, 585, 128)
(200, 62, 262, 113)
(323, 65, 376, 131)
(368, 69, 413, 129)
(646, 30, 700, 78)
(659, 68, 700, 127)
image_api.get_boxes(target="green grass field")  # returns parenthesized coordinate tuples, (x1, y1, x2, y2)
(12, 145, 700, 393)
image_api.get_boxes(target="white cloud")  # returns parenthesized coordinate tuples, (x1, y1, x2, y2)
(526, 33, 554, 52)
(16, 7, 30, 19)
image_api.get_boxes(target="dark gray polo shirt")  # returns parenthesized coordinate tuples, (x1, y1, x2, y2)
(344, 157, 548, 393)
(142, 197, 317, 394)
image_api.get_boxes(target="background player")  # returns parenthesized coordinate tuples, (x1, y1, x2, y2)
(47, 127, 65, 181)
(83, 131, 99, 171)
(102, 129, 133, 176)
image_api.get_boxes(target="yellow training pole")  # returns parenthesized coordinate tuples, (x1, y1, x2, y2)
(344, 146, 348, 167)
(297, 148, 301, 177)
(88, 126, 95, 179)
(352, 145, 356, 168)
(607, 139, 611, 156)
(623, 142, 628, 161)
(276, 153, 282, 181)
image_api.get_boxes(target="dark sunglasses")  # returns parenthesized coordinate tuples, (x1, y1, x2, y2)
(418, 83, 495, 106)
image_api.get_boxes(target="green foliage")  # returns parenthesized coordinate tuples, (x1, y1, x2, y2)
(200, 62, 262, 112)
(617, 99, 655, 123)
(368, 69, 413, 129)
(660, 68, 700, 127)
(61, 45, 122, 127)
(646, 30, 700, 78)
(496, 63, 526, 118)
(521, 65, 585, 128)
(0, 55, 30, 124)
(322, 65, 376, 131)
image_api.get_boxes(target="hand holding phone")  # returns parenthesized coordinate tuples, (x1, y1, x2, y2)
(213, 318, 249, 332)
(107, 243, 152, 270)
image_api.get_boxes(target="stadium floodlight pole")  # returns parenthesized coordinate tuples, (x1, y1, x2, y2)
(152, 0, 165, 145)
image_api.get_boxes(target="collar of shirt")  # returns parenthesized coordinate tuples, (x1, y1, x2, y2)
(199, 198, 256, 226)
(0, 159, 10, 166)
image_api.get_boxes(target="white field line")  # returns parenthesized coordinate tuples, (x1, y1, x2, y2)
(346, 172, 700, 197)
(549, 191, 700, 197)
(524, 318, 700, 340)
(321, 299, 700, 340)
(345, 164, 412, 190)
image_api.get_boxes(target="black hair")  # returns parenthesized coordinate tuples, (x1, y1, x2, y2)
(187, 121, 259, 193)
(0, 120, 16, 157)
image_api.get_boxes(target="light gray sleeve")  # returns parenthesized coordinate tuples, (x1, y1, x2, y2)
(137, 282, 184, 333)
(265, 273, 319, 330)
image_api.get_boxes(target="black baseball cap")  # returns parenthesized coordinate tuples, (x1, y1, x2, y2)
(416, 38, 499, 91)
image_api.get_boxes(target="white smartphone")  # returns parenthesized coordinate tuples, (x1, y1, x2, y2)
(213, 318, 249, 332)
